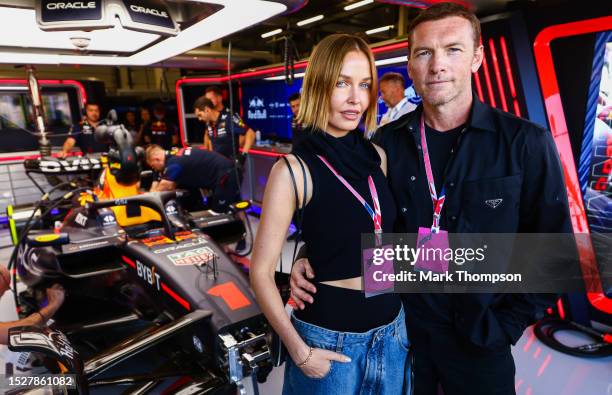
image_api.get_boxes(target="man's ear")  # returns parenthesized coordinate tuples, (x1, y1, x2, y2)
(471, 44, 484, 73)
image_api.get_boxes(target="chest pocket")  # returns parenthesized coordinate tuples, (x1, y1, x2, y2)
(462, 175, 521, 232)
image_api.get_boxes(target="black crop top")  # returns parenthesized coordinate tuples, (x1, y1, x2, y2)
(292, 130, 397, 281)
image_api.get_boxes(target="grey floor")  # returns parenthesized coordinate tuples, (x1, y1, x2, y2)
(0, 219, 610, 394)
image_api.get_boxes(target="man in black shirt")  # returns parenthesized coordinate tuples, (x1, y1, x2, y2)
(200, 87, 255, 161)
(60, 102, 109, 157)
(289, 3, 572, 395)
(289, 92, 306, 148)
(146, 144, 240, 212)
(142, 103, 179, 150)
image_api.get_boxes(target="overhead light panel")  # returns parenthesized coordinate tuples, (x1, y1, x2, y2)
(344, 0, 374, 11)
(261, 28, 282, 38)
(374, 56, 407, 66)
(366, 25, 394, 35)
(264, 72, 306, 81)
(297, 14, 324, 27)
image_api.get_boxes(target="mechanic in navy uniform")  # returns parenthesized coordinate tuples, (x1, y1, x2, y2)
(141, 102, 179, 150)
(198, 87, 256, 162)
(145, 144, 240, 213)
(60, 102, 109, 157)
(289, 92, 307, 148)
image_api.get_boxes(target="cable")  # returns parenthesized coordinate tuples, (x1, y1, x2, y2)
(226, 40, 254, 256)
(534, 317, 612, 358)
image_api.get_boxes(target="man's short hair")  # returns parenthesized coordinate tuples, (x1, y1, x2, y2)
(288, 92, 301, 102)
(85, 101, 100, 109)
(145, 144, 164, 162)
(205, 86, 223, 97)
(193, 96, 215, 111)
(407, 2, 481, 53)
(380, 72, 405, 88)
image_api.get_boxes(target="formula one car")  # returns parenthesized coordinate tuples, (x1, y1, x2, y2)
(5, 123, 272, 394)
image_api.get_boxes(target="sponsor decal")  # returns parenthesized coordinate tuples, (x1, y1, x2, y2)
(235, 201, 249, 210)
(129, 4, 168, 18)
(38, 158, 101, 173)
(152, 238, 207, 254)
(193, 335, 204, 353)
(101, 213, 117, 226)
(136, 260, 161, 291)
(74, 213, 88, 227)
(165, 203, 177, 215)
(168, 246, 215, 266)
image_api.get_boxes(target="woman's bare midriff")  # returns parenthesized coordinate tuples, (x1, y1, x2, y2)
(320, 276, 362, 291)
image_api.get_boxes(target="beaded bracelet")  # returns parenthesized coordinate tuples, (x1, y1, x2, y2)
(297, 346, 313, 367)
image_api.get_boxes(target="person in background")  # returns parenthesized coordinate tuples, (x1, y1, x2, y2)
(203, 86, 256, 161)
(0, 266, 65, 345)
(141, 103, 179, 150)
(378, 72, 417, 127)
(289, 92, 307, 148)
(60, 102, 109, 157)
(136, 106, 152, 146)
(124, 110, 138, 132)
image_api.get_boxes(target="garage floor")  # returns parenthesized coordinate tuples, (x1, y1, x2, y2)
(0, 217, 610, 394)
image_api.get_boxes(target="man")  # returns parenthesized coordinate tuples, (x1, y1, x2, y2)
(60, 102, 109, 157)
(378, 72, 417, 126)
(146, 144, 240, 213)
(0, 266, 65, 344)
(288, 92, 306, 147)
(290, 3, 572, 395)
(141, 103, 179, 150)
(202, 87, 256, 160)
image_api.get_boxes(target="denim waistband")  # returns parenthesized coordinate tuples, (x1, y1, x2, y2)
(291, 304, 405, 347)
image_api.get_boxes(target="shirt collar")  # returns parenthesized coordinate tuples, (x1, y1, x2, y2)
(392, 96, 408, 112)
(405, 95, 495, 134)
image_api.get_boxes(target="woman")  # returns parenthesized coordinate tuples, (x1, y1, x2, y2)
(250, 34, 408, 395)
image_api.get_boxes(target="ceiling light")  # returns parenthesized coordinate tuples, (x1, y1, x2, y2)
(374, 56, 407, 66)
(366, 25, 394, 35)
(264, 72, 306, 81)
(0, 86, 28, 91)
(344, 0, 374, 11)
(261, 28, 282, 38)
(297, 15, 324, 27)
(0, 1, 286, 66)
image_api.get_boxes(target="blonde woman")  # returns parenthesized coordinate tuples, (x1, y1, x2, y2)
(250, 34, 408, 395)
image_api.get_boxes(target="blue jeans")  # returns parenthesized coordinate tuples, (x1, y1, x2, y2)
(283, 306, 409, 395)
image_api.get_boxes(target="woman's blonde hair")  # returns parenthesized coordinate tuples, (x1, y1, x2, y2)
(298, 34, 378, 133)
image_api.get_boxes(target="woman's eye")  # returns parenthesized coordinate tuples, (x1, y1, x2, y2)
(336, 80, 348, 87)
(359, 82, 370, 89)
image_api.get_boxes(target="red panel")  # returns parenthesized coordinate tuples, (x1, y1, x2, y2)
(488, 38, 508, 112)
(533, 15, 612, 314)
(499, 37, 517, 98)
(481, 45, 497, 107)
(473, 71, 484, 102)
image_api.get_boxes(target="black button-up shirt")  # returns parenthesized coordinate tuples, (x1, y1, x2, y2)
(372, 98, 573, 350)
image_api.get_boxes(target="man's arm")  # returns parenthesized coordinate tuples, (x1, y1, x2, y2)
(150, 179, 176, 192)
(203, 133, 213, 151)
(241, 128, 256, 153)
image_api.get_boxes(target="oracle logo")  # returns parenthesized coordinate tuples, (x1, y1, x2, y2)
(129, 5, 169, 18)
(46, 1, 96, 10)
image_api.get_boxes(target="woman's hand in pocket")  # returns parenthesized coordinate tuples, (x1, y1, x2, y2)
(298, 348, 351, 379)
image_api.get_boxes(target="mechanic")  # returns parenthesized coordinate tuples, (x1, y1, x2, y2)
(145, 144, 241, 213)
(378, 72, 417, 127)
(59, 102, 109, 158)
(141, 103, 179, 150)
(0, 266, 65, 345)
(289, 3, 572, 395)
(289, 92, 307, 148)
(200, 86, 256, 161)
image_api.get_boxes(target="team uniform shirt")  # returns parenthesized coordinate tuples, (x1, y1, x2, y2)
(163, 147, 234, 190)
(206, 108, 247, 159)
(143, 117, 178, 150)
(70, 119, 109, 154)
(379, 96, 417, 127)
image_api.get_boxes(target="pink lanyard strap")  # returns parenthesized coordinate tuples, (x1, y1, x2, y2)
(317, 155, 383, 244)
(420, 115, 446, 233)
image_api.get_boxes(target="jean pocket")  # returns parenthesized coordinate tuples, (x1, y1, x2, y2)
(395, 325, 410, 353)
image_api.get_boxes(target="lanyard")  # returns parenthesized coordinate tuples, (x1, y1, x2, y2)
(419, 115, 446, 233)
(317, 155, 383, 245)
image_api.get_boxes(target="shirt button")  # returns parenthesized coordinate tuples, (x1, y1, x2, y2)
(401, 207, 408, 213)
(410, 176, 416, 181)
